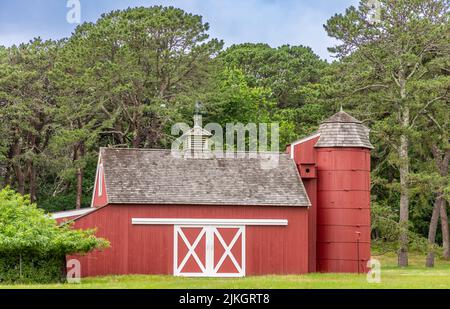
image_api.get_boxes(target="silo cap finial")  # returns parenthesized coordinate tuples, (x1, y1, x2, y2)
(340, 105, 344, 112)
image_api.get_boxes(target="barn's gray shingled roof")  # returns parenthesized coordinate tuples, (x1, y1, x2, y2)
(314, 110, 374, 149)
(100, 148, 310, 207)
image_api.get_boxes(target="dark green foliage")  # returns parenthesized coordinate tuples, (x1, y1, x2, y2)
(212, 43, 330, 147)
(0, 254, 65, 284)
(371, 201, 433, 254)
(37, 152, 98, 212)
(219, 43, 326, 108)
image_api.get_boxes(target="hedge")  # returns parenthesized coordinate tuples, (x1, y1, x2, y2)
(0, 254, 66, 284)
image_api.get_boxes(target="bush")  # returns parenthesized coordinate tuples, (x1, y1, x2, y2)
(0, 187, 109, 283)
(0, 254, 65, 284)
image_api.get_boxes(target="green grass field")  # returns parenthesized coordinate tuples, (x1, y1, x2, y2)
(1, 253, 449, 289)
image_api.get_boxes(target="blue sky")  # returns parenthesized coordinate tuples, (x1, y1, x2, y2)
(0, 0, 359, 60)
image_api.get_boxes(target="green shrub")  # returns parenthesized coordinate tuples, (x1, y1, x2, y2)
(0, 187, 109, 283)
(0, 254, 65, 284)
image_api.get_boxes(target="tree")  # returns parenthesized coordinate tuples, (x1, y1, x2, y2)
(416, 88, 450, 265)
(0, 39, 59, 201)
(205, 67, 273, 124)
(0, 187, 109, 282)
(412, 45, 450, 263)
(67, 6, 222, 147)
(0, 46, 10, 186)
(217, 43, 330, 147)
(50, 36, 107, 209)
(50, 6, 223, 208)
(219, 43, 326, 108)
(325, 0, 449, 266)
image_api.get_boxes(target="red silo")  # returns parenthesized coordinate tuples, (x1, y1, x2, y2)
(315, 109, 373, 273)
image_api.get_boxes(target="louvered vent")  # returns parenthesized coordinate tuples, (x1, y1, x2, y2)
(182, 114, 212, 158)
(189, 136, 207, 151)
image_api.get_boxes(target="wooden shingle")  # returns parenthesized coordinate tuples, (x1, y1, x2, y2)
(100, 148, 311, 207)
(314, 110, 374, 149)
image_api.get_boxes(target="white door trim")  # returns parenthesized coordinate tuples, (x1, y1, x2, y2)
(174, 225, 245, 277)
(132, 218, 287, 226)
(212, 227, 244, 275)
(173, 226, 207, 276)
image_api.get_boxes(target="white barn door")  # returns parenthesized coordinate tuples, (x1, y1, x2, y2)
(174, 225, 245, 277)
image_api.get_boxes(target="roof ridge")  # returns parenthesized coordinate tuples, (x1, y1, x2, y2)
(101, 147, 169, 152)
(101, 147, 287, 155)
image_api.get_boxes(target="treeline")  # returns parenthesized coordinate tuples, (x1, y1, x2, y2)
(0, 1, 448, 267)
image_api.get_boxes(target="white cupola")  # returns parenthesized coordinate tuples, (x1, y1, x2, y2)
(182, 114, 212, 158)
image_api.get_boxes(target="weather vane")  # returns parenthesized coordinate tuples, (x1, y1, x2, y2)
(195, 101, 203, 114)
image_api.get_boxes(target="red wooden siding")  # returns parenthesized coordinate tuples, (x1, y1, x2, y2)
(316, 147, 371, 273)
(70, 204, 309, 277)
(289, 137, 371, 274)
(290, 135, 319, 273)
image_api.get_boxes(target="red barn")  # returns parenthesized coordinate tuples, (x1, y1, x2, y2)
(55, 110, 373, 277)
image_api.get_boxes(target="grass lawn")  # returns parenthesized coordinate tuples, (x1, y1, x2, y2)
(1, 253, 449, 289)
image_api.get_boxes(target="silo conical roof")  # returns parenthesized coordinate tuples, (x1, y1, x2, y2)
(314, 109, 374, 149)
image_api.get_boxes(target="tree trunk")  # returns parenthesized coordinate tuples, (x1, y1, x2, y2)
(398, 107, 410, 267)
(60, 254, 67, 283)
(132, 129, 142, 148)
(433, 147, 450, 260)
(11, 141, 25, 195)
(75, 143, 85, 209)
(441, 200, 449, 259)
(27, 134, 37, 202)
(3, 165, 11, 187)
(426, 196, 441, 267)
(75, 166, 84, 209)
(115, 123, 125, 145)
(441, 199, 450, 260)
(28, 160, 37, 202)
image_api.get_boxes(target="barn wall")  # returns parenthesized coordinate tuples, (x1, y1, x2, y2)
(70, 204, 309, 277)
(290, 136, 319, 273)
